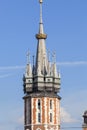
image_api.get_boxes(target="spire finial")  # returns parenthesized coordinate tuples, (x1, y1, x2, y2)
(39, 0, 43, 4)
(36, 0, 47, 39)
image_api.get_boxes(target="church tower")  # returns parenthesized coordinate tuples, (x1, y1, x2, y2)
(82, 111, 87, 130)
(23, 0, 61, 130)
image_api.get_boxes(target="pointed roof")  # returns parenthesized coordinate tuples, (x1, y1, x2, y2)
(35, 0, 48, 76)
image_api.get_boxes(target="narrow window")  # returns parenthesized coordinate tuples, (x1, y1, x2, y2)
(28, 80, 31, 82)
(38, 99, 41, 110)
(50, 100, 52, 109)
(38, 112, 41, 123)
(48, 79, 50, 82)
(50, 113, 52, 122)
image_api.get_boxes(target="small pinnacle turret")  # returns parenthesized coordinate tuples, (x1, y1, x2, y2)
(25, 51, 32, 77)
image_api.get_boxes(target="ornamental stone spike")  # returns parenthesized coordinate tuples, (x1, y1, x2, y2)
(27, 50, 30, 64)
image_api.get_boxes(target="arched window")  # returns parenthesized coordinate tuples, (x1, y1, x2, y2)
(50, 100, 52, 109)
(37, 99, 41, 123)
(38, 112, 41, 123)
(38, 99, 41, 110)
(50, 113, 52, 122)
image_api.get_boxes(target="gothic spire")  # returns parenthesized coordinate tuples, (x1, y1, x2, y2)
(36, 0, 47, 39)
(35, 0, 47, 76)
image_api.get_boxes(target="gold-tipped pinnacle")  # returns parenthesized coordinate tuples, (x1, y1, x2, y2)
(39, 0, 43, 4)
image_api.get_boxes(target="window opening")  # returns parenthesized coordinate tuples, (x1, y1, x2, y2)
(50, 113, 52, 122)
(38, 112, 41, 123)
(38, 99, 41, 110)
(50, 100, 52, 109)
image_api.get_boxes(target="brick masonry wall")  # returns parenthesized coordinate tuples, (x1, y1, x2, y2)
(31, 97, 60, 130)
(83, 128, 87, 130)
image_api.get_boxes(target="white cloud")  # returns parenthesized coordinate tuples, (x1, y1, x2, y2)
(0, 65, 25, 70)
(57, 61, 87, 66)
(14, 116, 24, 130)
(0, 61, 87, 72)
(60, 107, 78, 123)
(15, 126, 23, 130)
(17, 115, 24, 125)
(0, 74, 12, 78)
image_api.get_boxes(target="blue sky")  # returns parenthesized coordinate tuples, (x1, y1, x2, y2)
(0, 0, 87, 130)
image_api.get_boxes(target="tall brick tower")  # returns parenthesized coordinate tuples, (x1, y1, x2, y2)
(23, 0, 61, 130)
(82, 111, 87, 130)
